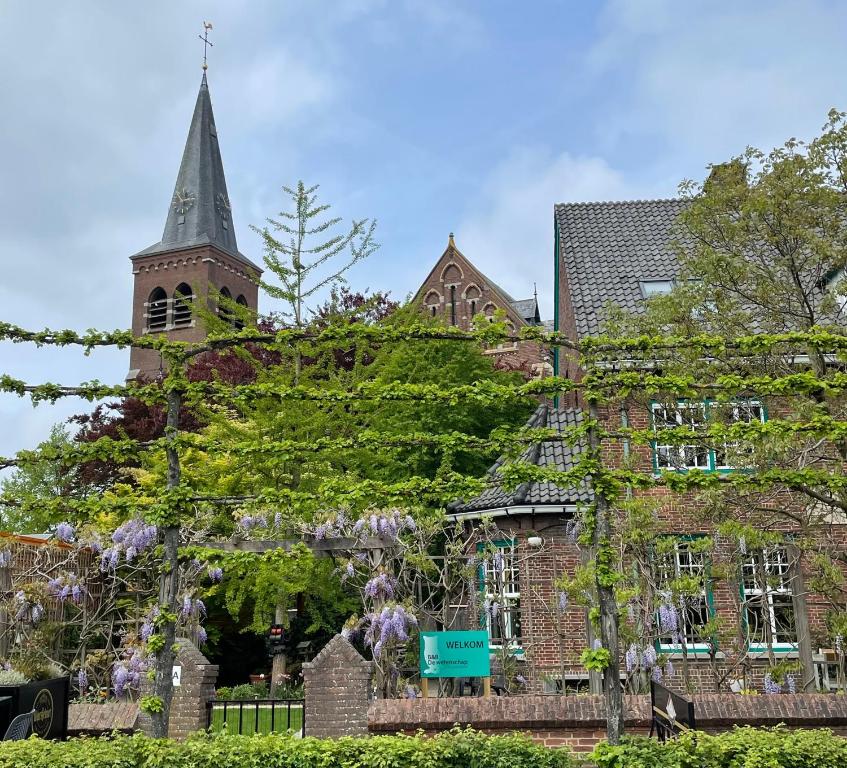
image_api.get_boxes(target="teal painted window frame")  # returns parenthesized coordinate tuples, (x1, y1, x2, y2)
(477, 539, 524, 656)
(650, 398, 767, 474)
(654, 534, 717, 655)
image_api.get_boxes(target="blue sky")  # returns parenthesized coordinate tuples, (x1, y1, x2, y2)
(2, 0, 847, 460)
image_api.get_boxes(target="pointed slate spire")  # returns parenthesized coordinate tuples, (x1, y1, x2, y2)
(134, 74, 258, 268)
(161, 72, 237, 253)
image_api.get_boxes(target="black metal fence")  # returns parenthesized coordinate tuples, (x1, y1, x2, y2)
(206, 698, 305, 736)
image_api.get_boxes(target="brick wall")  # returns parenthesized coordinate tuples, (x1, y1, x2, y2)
(137, 637, 219, 740)
(303, 633, 373, 738)
(369, 693, 847, 751)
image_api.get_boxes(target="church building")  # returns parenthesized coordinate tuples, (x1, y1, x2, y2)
(127, 74, 262, 380)
(412, 234, 547, 375)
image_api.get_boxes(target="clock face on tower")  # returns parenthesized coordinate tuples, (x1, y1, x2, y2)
(172, 187, 196, 215)
(215, 192, 231, 220)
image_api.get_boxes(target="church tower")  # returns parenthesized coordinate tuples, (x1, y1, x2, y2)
(128, 73, 262, 379)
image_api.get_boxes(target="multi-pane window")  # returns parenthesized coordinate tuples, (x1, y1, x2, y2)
(651, 400, 765, 471)
(741, 547, 797, 648)
(652, 402, 709, 469)
(656, 540, 712, 649)
(482, 542, 521, 648)
(712, 401, 764, 469)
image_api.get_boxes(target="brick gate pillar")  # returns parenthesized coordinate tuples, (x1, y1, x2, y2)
(303, 634, 373, 738)
(138, 637, 219, 739)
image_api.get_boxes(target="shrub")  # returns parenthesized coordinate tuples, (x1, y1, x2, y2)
(0, 728, 575, 768)
(0, 670, 29, 685)
(592, 727, 847, 768)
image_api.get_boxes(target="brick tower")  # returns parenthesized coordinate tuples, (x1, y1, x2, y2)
(127, 73, 262, 379)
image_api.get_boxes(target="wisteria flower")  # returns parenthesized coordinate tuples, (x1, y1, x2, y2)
(55, 522, 75, 543)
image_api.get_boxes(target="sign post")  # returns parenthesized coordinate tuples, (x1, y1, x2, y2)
(419, 630, 491, 697)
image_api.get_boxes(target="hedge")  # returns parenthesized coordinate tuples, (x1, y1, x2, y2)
(0, 729, 575, 768)
(593, 727, 847, 768)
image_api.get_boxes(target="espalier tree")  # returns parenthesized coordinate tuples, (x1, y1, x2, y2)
(2, 320, 847, 742)
(1, 138, 847, 742)
(603, 111, 847, 695)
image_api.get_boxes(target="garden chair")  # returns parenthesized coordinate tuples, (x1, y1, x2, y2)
(3, 711, 33, 741)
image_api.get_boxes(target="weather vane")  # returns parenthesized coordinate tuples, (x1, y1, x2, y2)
(199, 21, 214, 71)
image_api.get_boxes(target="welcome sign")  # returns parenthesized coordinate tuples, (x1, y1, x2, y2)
(419, 631, 490, 678)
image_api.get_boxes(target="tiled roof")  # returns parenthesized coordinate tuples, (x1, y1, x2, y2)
(555, 199, 689, 337)
(448, 403, 592, 515)
(510, 298, 540, 325)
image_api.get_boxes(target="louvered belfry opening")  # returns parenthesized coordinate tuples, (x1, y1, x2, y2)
(147, 287, 168, 332)
(173, 283, 194, 327)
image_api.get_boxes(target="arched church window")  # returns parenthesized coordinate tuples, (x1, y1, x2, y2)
(218, 287, 233, 324)
(146, 288, 168, 332)
(234, 295, 248, 330)
(172, 283, 193, 327)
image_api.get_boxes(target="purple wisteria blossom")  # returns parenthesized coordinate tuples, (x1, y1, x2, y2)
(651, 666, 663, 682)
(364, 573, 396, 600)
(763, 673, 782, 694)
(642, 645, 657, 668)
(658, 603, 679, 634)
(13, 591, 44, 624)
(238, 514, 267, 533)
(100, 518, 158, 571)
(557, 591, 568, 613)
(362, 605, 417, 659)
(404, 685, 418, 699)
(55, 522, 75, 542)
(625, 644, 639, 673)
(786, 674, 796, 694)
(593, 638, 602, 651)
(47, 573, 86, 604)
(77, 669, 88, 693)
(516, 674, 527, 687)
(207, 566, 223, 583)
(112, 647, 148, 698)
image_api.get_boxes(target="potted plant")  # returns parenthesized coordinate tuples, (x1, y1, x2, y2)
(0, 661, 70, 739)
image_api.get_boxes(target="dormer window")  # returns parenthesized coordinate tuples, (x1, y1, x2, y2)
(639, 279, 675, 298)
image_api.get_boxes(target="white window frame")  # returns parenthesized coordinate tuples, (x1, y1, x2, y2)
(651, 399, 765, 472)
(481, 542, 522, 650)
(656, 539, 712, 653)
(741, 547, 797, 651)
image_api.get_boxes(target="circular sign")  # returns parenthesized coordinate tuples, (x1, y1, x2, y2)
(31, 688, 54, 738)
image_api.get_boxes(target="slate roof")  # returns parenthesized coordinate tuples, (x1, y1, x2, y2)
(448, 403, 592, 516)
(510, 297, 541, 325)
(133, 74, 261, 272)
(555, 199, 689, 337)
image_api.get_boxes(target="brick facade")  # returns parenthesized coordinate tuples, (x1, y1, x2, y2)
(303, 633, 373, 738)
(128, 244, 259, 379)
(413, 235, 547, 375)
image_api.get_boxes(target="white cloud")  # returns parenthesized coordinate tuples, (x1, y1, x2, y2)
(455, 147, 654, 320)
(590, 0, 847, 160)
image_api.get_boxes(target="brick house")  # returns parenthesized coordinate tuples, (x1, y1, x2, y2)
(412, 234, 548, 375)
(447, 199, 847, 695)
(127, 74, 262, 380)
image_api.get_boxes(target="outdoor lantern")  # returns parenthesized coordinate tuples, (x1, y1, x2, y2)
(268, 624, 285, 654)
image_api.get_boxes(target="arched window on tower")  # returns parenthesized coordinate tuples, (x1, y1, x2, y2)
(218, 287, 233, 325)
(146, 287, 168, 332)
(234, 295, 248, 330)
(172, 283, 194, 328)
